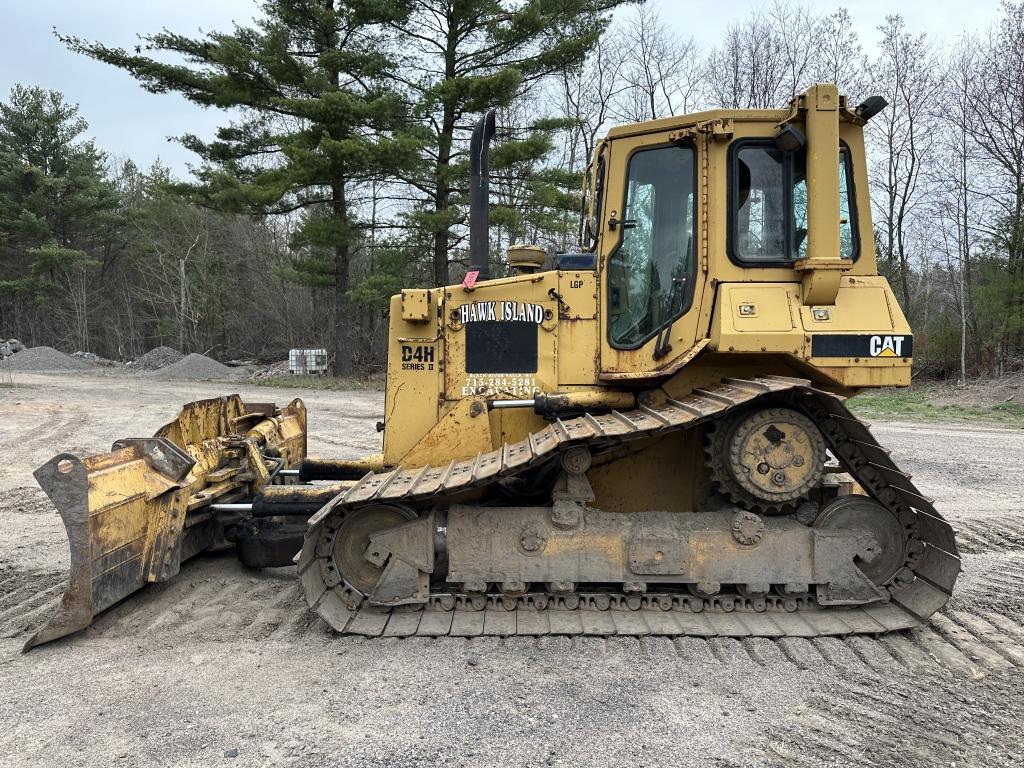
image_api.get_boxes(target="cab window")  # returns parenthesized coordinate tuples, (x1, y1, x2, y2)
(730, 141, 857, 263)
(608, 144, 696, 348)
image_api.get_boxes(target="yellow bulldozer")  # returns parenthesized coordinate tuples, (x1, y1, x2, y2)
(24, 84, 959, 649)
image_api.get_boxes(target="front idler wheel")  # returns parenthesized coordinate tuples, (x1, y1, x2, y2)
(330, 504, 417, 595)
(813, 496, 908, 587)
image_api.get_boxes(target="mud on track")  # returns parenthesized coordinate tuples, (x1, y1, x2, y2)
(1, 372, 1023, 767)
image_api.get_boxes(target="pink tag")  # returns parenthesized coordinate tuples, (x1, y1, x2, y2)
(462, 270, 480, 289)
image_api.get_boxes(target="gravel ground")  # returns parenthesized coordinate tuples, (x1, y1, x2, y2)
(0, 373, 1022, 767)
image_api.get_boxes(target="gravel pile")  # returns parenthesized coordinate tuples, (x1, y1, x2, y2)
(250, 360, 289, 380)
(147, 352, 240, 380)
(0, 346, 96, 372)
(0, 338, 23, 359)
(131, 345, 185, 371)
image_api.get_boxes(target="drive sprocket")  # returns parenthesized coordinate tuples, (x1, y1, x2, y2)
(706, 405, 826, 514)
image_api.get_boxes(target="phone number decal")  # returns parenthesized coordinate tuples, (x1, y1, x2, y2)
(461, 376, 540, 397)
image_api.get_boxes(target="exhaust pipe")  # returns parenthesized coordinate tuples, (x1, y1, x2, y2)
(469, 110, 496, 280)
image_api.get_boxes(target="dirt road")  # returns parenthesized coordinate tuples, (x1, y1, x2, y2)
(1, 373, 1023, 767)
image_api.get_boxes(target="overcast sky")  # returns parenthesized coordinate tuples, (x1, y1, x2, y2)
(0, 0, 1004, 177)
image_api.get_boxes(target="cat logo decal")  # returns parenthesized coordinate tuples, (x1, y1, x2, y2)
(869, 335, 907, 357)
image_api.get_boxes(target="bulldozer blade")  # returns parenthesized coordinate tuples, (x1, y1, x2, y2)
(24, 395, 307, 651)
(24, 440, 193, 650)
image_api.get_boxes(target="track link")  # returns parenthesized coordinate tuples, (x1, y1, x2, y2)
(298, 375, 961, 638)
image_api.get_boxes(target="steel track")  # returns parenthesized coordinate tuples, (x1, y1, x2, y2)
(297, 375, 961, 638)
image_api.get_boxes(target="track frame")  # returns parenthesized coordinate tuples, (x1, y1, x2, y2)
(298, 376, 961, 638)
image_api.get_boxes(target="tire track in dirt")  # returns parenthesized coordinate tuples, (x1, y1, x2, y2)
(768, 666, 1024, 767)
(0, 570, 64, 639)
(5, 573, 1024, 767)
(0, 405, 82, 456)
(0, 580, 62, 617)
(953, 516, 1024, 554)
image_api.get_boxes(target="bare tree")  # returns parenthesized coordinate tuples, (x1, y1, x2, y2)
(866, 15, 944, 317)
(613, 6, 705, 122)
(813, 8, 866, 97)
(706, 1, 822, 109)
(933, 41, 982, 383)
(766, 1, 821, 102)
(965, 1, 1024, 371)
(558, 31, 628, 176)
(706, 9, 783, 109)
(132, 204, 207, 353)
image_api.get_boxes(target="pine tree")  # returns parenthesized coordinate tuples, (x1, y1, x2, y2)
(389, 0, 628, 286)
(60, 1, 422, 375)
(489, 114, 582, 257)
(0, 86, 122, 350)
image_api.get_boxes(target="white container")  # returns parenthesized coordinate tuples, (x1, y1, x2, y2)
(288, 348, 328, 375)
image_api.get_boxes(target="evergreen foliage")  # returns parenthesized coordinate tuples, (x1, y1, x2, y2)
(0, 86, 123, 350)
(60, 0, 423, 373)
(385, 0, 629, 285)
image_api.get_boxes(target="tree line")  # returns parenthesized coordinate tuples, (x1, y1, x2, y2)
(1, 0, 1022, 381)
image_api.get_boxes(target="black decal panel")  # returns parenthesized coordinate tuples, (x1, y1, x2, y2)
(465, 321, 538, 373)
(811, 334, 913, 359)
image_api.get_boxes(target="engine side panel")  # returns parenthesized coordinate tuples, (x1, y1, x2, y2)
(710, 276, 913, 388)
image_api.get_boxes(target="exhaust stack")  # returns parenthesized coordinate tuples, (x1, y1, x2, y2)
(468, 110, 496, 281)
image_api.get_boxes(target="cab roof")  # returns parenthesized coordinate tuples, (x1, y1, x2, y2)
(604, 107, 791, 141)
(604, 97, 861, 141)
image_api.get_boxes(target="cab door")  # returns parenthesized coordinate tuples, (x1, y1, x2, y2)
(598, 133, 707, 376)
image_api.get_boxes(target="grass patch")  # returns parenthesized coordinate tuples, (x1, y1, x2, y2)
(249, 373, 384, 392)
(849, 389, 1024, 428)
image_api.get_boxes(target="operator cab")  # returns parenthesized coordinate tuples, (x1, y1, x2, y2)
(582, 83, 895, 383)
